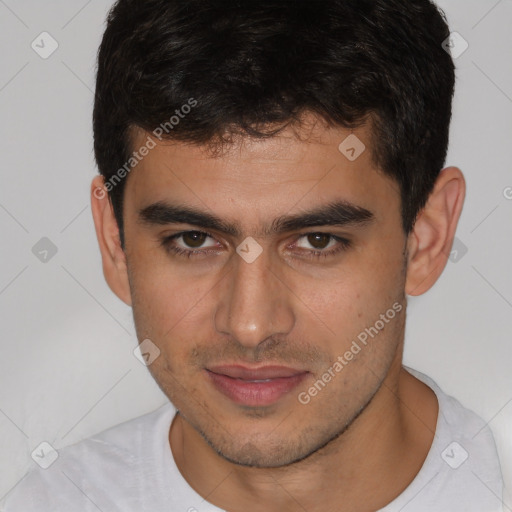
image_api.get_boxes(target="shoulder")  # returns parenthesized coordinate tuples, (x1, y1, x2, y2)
(406, 366, 499, 454)
(1, 403, 175, 512)
(434, 378, 504, 487)
(403, 366, 504, 510)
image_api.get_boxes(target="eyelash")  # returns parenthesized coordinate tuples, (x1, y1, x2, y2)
(160, 231, 352, 260)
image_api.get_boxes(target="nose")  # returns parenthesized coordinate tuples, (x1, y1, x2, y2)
(214, 246, 295, 349)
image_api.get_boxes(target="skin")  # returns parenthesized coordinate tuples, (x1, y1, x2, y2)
(90, 114, 465, 512)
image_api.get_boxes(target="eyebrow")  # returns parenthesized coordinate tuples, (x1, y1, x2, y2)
(138, 199, 375, 237)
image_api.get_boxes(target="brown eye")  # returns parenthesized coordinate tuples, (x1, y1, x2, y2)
(181, 231, 208, 248)
(306, 233, 332, 250)
(161, 230, 219, 258)
(293, 233, 352, 260)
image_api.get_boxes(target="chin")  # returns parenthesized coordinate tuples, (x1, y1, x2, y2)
(199, 428, 320, 468)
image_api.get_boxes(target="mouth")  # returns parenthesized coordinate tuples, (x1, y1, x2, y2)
(205, 364, 310, 407)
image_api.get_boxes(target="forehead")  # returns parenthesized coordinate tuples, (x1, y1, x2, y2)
(124, 117, 400, 230)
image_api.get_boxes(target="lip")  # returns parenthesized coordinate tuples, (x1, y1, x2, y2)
(207, 364, 306, 380)
(205, 365, 309, 406)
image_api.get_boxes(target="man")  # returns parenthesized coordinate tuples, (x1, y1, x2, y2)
(2, 0, 505, 510)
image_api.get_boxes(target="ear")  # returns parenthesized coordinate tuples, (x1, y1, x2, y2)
(405, 167, 466, 296)
(90, 175, 132, 306)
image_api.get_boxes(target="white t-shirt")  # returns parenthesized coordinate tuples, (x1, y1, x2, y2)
(1, 367, 505, 512)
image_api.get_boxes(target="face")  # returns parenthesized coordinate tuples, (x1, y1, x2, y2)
(121, 117, 409, 468)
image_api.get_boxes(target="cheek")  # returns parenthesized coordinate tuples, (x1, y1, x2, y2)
(129, 241, 196, 312)
(132, 275, 208, 339)
(293, 248, 405, 347)
(128, 254, 220, 367)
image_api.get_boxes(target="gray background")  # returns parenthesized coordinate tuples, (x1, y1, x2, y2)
(0, 0, 511, 505)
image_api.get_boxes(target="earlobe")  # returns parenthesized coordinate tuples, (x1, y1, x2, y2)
(90, 175, 132, 306)
(405, 167, 466, 296)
